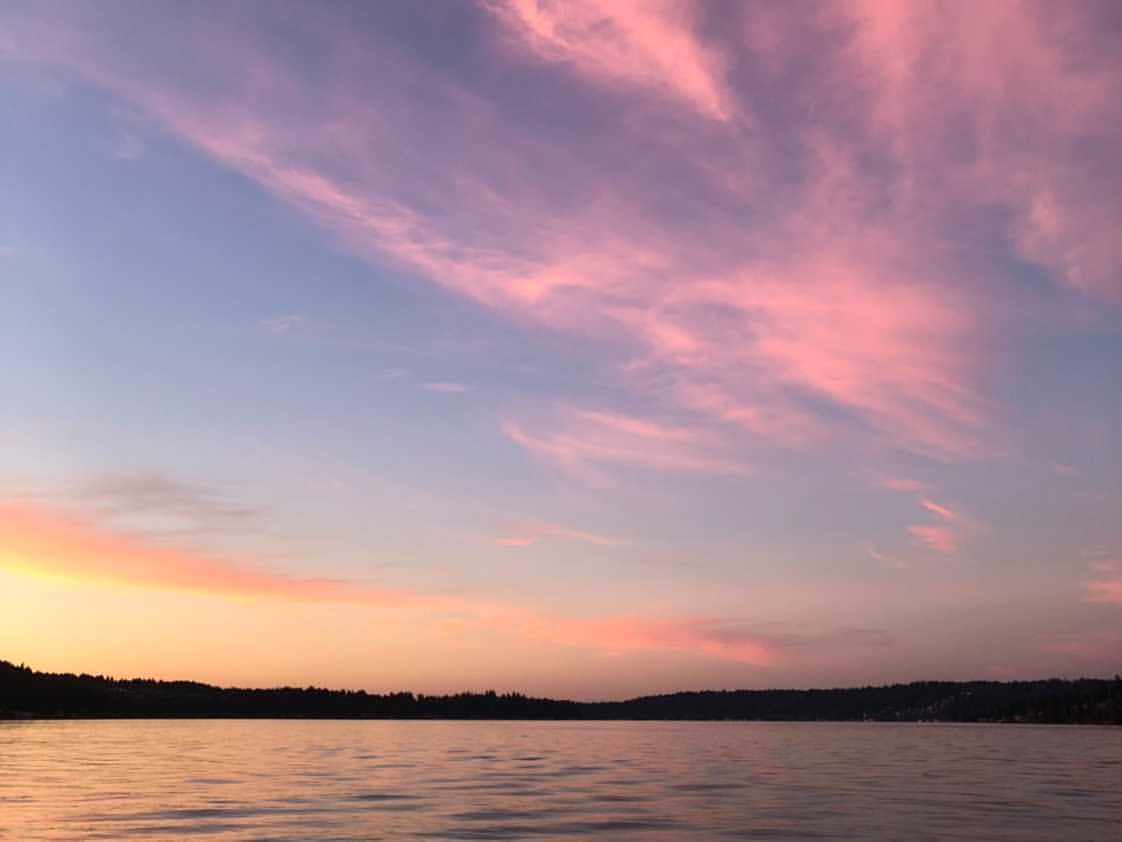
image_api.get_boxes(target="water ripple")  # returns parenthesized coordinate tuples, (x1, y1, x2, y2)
(0, 720, 1117, 840)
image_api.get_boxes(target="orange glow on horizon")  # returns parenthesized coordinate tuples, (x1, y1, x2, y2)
(0, 499, 780, 671)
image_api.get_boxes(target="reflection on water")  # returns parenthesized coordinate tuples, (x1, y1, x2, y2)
(0, 720, 1118, 840)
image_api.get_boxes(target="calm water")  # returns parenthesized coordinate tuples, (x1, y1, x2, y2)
(0, 720, 1117, 840)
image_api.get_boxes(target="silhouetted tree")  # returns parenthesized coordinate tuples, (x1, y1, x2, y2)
(1, 660, 1118, 723)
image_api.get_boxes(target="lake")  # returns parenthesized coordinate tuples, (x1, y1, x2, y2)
(0, 720, 1117, 840)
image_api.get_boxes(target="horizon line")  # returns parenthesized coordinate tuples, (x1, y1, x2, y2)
(5, 659, 1119, 707)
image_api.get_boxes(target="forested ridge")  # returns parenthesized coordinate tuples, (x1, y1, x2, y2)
(2, 660, 1118, 723)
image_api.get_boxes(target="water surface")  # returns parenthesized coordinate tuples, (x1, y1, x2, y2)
(1, 720, 1117, 840)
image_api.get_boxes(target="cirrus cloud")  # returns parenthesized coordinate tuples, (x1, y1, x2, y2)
(908, 524, 958, 555)
(2, 0, 1082, 472)
(488, 0, 732, 121)
(496, 519, 629, 547)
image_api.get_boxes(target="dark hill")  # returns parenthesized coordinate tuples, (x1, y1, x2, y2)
(1, 660, 1118, 723)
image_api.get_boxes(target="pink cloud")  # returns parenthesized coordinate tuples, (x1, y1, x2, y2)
(1085, 562, 1122, 605)
(0, 499, 433, 609)
(842, 0, 1122, 303)
(694, 262, 984, 456)
(494, 536, 538, 548)
(496, 519, 629, 547)
(0, 5, 986, 467)
(487, 610, 894, 666)
(919, 499, 960, 521)
(1039, 631, 1122, 660)
(668, 380, 827, 447)
(880, 478, 930, 492)
(0, 497, 789, 666)
(486, 609, 774, 664)
(489, 0, 731, 121)
(879, 481, 965, 555)
(4, 0, 1117, 474)
(1085, 580, 1122, 606)
(556, 615, 773, 664)
(503, 408, 744, 477)
(908, 524, 958, 554)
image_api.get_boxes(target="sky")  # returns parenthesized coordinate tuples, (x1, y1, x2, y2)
(1, 1, 1119, 700)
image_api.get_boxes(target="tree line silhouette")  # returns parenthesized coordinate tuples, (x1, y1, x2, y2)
(1, 660, 1118, 723)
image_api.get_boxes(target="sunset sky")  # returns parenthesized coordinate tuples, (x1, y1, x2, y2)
(1, 1, 1119, 699)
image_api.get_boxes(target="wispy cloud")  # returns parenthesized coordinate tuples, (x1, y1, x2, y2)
(842, 0, 1122, 303)
(260, 314, 305, 335)
(0, 498, 421, 608)
(908, 524, 958, 555)
(496, 519, 629, 547)
(1, 498, 833, 666)
(489, 0, 731, 121)
(490, 611, 894, 666)
(1085, 560, 1122, 606)
(1038, 630, 1122, 661)
(531, 614, 775, 664)
(879, 479, 966, 554)
(72, 472, 258, 538)
(1085, 580, 1122, 605)
(422, 382, 470, 394)
(919, 499, 960, 522)
(879, 478, 930, 493)
(503, 408, 745, 478)
(2, 1, 1070, 466)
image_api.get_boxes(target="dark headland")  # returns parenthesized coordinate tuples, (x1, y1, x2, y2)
(2, 660, 1118, 723)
